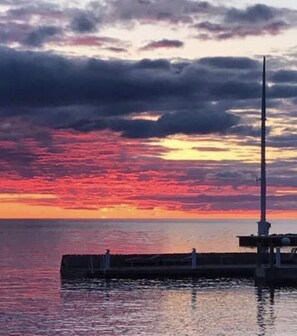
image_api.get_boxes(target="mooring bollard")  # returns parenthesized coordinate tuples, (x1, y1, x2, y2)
(192, 248, 197, 269)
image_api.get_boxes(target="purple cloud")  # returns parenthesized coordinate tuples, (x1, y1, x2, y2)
(140, 39, 184, 51)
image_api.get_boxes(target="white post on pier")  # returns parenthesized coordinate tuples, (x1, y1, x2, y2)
(191, 248, 197, 269)
(104, 249, 111, 270)
(275, 247, 281, 267)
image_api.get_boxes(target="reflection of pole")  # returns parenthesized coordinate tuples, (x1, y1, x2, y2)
(191, 279, 197, 310)
(256, 286, 266, 336)
(103, 278, 111, 299)
(256, 285, 275, 336)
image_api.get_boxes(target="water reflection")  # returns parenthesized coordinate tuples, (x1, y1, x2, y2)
(60, 278, 262, 336)
(191, 279, 197, 310)
(3, 219, 297, 336)
(256, 286, 276, 336)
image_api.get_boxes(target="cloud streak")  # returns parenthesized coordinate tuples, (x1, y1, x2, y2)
(194, 3, 293, 40)
(22, 25, 60, 47)
(140, 39, 184, 51)
(0, 0, 296, 50)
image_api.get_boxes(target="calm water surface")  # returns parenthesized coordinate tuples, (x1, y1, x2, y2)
(1, 219, 297, 336)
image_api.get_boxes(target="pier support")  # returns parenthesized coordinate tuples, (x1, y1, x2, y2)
(255, 266, 266, 282)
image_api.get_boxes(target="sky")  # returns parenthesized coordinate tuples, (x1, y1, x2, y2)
(0, 0, 296, 219)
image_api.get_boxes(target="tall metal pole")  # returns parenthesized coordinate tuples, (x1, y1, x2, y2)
(258, 56, 270, 237)
(261, 56, 266, 227)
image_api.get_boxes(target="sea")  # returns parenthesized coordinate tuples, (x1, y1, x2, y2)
(1, 218, 297, 336)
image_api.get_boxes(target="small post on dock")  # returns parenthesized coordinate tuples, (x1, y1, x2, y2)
(104, 249, 111, 270)
(275, 248, 281, 267)
(192, 248, 197, 269)
(269, 242, 274, 268)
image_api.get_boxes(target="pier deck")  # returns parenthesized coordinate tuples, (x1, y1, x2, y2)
(60, 252, 297, 284)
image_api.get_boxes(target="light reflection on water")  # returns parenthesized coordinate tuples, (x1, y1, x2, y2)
(60, 278, 259, 336)
(1, 219, 297, 336)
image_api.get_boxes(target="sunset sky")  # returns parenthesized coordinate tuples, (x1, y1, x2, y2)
(0, 0, 296, 219)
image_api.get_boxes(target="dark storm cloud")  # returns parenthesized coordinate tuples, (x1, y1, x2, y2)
(102, 0, 217, 25)
(22, 26, 60, 47)
(225, 4, 275, 23)
(196, 20, 288, 40)
(155, 110, 238, 137)
(70, 12, 99, 33)
(0, 147, 37, 165)
(0, 2, 63, 47)
(96, 0, 296, 40)
(0, 22, 30, 45)
(0, 47, 261, 108)
(194, 4, 295, 40)
(0, 47, 295, 139)
(270, 84, 297, 99)
(269, 134, 297, 148)
(7, 6, 32, 17)
(211, 81, 260, 100)
(140, 39, 184, 51)
(1, 0, 296, 50)
(0, 142, 41, 178)
(67, 109, 238, 138)
(135, 58, 171, 70)
(229, 125, 261, 137)
(198, 57, 260, 70)
(272, 70, 297, 83)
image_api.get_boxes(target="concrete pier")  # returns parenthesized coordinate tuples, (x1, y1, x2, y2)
(60, 252, 297, 281)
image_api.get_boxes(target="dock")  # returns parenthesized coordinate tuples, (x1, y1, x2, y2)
(60, 251, 297, 283)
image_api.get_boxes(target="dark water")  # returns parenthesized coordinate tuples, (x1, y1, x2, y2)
(1, 219, 297, 336)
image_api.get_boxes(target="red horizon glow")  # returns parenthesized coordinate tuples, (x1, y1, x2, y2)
(0, 125, 296, 219)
